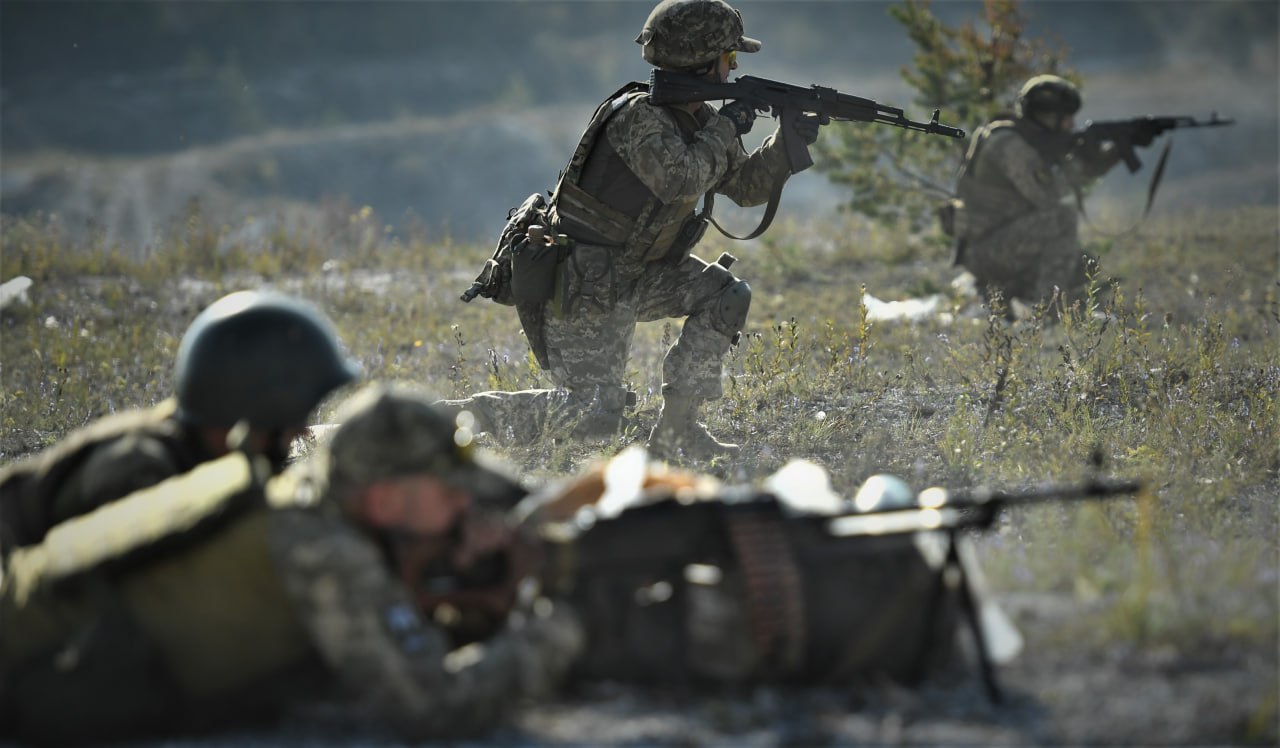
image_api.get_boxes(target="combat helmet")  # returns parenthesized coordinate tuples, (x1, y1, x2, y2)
(1015, 75, 1082, 120)
(635, 0, 761, 71)
(174, 291, 361, 429)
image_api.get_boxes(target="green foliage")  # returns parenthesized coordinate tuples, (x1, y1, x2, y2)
(816, 0, 1076, 230)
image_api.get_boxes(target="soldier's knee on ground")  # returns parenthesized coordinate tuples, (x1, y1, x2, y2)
(435, 392, 509, 436)
(711, 280, 751, 341)
(563, 386, 632, 440)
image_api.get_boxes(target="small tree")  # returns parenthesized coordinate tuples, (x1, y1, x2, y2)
(816, 0, 1077, 231)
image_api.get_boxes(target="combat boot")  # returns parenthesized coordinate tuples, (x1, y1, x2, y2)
(646, 394, 740, 460)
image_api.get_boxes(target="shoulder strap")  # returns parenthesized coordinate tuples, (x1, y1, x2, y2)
(957, 119, 1018, 181)
(557, 81, 651, 191)
(0, 401, 190, 556)
(8, 453, 265, 590)
(703, 176, 787, 242)
(703, 119, 800, 243)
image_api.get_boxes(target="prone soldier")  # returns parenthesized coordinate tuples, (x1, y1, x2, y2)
(408, 447, 1140, 700)
(0, 290, 361, 563)
(0, 383, 583, 744)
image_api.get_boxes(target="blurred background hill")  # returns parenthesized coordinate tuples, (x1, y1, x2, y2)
(1, 0, 1276, 253)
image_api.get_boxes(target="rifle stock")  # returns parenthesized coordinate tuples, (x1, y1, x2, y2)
(649, 70, 966, 173)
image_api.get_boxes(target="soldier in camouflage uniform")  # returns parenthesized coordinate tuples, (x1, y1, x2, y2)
(0, 290, 360, 563)
(950, 75, 1150, 312)
(0, 382, 582, 744)
(447, 0, 825, 459)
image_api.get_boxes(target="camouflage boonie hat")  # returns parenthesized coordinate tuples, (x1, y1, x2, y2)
(326, 383, 525, 505)
(636, 0, 761, 70)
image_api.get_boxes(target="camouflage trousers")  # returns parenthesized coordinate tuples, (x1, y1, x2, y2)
(961, 204, 1091, 308)
(546, 246, 742, 401)
(444, 248, 744, 441)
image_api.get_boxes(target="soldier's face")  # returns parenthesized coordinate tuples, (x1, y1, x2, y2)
(364, 474, 472, 536)
(716, 50, 737, 82)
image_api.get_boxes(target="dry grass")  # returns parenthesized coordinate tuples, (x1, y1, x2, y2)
(2, 203, 1277, 734)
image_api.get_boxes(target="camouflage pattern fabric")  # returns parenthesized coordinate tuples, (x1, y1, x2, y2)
(47, 421, 200, 529)
(0, 400, 207, 557)
(605, 97, 790, 256)
(264, 489, 584, 740)
(438, 388, 627, 443)
(956, 121, 1095, 306)
(264, 385, 582, 738)
(545, 250, 740, 401)
(472, 98, 790, 440)
(636, 0, 761, 70)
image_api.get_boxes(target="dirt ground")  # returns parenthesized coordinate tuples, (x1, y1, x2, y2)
(56, 586, 1262, 748)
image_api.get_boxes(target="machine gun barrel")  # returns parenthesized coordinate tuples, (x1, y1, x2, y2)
(827, 477, 1144, 538)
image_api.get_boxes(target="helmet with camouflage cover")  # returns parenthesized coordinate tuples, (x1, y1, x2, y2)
(174, 291, 360, 429)
(1015, 74, 1082, 120)
(635, 0, 761, 71)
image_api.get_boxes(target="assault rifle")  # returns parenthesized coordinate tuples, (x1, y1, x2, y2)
(1072, 112, 1234, 173)
(649, 70, 966, 174)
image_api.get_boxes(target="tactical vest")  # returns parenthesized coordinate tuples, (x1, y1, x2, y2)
(0, 454, 318, 744)
(548, 82, 708, 264)
(954, 120, 1040, 234)
(0, 399, 204, 559)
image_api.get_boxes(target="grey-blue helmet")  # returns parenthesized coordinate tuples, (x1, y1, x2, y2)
(174, 291, 360, 428)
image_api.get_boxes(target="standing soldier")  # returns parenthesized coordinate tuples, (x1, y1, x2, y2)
(948, 75, 1153, 313)
(0, 383, 582, 744)
(0, 291, 361, 562)
(449, 0, 826, 460)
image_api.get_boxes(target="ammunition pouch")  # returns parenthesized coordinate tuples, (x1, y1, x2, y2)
(661, 212, 709, 265)
(937, 198, 966, 238)
(556, 243, 618, 317)
(510, 235, 569, 306)
(468, 192, 555, 306)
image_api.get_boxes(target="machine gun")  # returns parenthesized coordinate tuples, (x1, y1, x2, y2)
(649, 70, 967, 174)
(1072, 112, 1234, 173)
(407, 450, 1145, 702)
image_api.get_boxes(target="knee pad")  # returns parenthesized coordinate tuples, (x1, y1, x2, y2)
(712, 280, 752, 340)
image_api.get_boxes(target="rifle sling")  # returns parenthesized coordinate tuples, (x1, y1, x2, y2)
(703, 171, 788, 242)
(1074, 138, 1174, 238)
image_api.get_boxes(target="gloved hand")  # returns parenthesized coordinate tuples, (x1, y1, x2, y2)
(790, 112, 830, 146)
(718, 99, 757, 136)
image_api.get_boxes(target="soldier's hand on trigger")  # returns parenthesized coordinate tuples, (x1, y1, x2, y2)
(718, 99, 757, 136)
(791, 112, 830, 146)
(449, 513, 542, 618)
